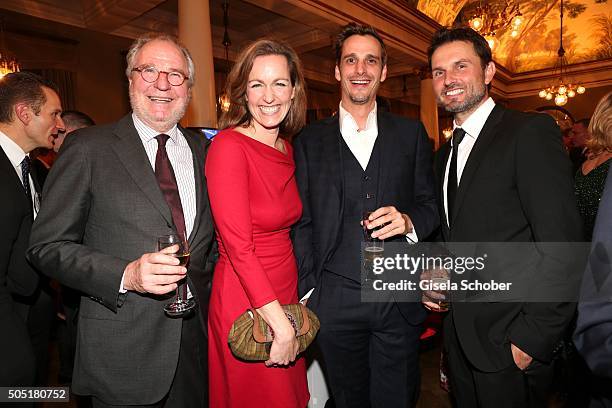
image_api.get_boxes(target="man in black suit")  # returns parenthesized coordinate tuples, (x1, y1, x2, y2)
(293, 23, 438, 408)
(427, 28, 582, 407)
(28, 33, 214, 407)
(568, 118, 590, 174)
(0, 72, 64, 386)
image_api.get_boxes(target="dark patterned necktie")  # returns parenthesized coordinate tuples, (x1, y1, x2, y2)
(21, 156, 33, 208)
(154, 134, 186, 238)
(447, 128, 466, 226)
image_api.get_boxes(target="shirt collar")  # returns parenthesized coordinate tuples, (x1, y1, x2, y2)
(0, 129, 27, 170)
(453, 97, 496, 141)
(131, 113, 180, 145)
(339, 102, 378, 134)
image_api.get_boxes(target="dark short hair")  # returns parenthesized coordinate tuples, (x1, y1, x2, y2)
(219, 39, 307, 138)
(334, 23, 387, 66)
(61, 110, 95, 129)
(0, 72, 59, 123)
(428, 27, 492, 70)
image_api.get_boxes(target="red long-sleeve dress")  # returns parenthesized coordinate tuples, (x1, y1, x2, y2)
(205, 129, 309, 408)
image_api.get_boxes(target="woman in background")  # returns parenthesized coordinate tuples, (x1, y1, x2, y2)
(205, 39, 309, 408)
(575, 91, 612, 240)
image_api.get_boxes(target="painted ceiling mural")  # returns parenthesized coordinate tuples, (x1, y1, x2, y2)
(416, 0, 612, 73)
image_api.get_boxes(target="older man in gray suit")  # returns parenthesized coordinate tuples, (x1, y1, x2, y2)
(28, 32, 214, 407)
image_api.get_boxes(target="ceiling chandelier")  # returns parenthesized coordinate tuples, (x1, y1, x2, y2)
(217, 0, 231, 113)
(0, 18, 20, 79)
(468, 0, 523, 51)
(538, 0, 585, 106)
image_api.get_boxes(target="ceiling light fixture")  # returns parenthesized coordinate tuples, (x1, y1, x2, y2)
(538, 0, 585, 106)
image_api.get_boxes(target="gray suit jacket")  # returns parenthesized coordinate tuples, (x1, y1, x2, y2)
(27, 114, 214, 404)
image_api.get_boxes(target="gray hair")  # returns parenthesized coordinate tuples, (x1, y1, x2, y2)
(125, 32, 195, 88)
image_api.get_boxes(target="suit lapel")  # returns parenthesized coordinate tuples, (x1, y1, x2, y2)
(0, 148, 29, 206)
(376, 112, 392, 203)
(110, 115, 174, 228)
(451, 105, 505, 224)
(322, 115, 344, 196)
(321, 116, 345, 257)
(436, 142, 452, 238)
(181, 126, 207, 245)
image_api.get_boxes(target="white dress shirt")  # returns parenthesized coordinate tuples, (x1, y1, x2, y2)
(132, 114, 196, 237)
(443, 97, 496, 224)
(120, 115, 197, 295)
(339, 102, 378, 170)
(0, 130, 38, 217)
(338, 102, 419, 242)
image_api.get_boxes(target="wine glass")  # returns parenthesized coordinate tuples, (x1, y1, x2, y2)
(158, 233, 195, 317)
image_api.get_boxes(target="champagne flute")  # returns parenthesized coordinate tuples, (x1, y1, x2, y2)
(158, 233, 195, 317)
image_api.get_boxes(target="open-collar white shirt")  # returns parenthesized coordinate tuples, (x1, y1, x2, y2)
(338, 101, 378, 170)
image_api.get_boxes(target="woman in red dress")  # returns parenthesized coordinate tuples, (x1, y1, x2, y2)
(205, 39, 309, 408)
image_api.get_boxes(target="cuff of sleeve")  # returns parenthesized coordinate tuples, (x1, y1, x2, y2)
(250, 294, 279, 309)
(406, 229, 419, 244)
(119, 273, 128, 294)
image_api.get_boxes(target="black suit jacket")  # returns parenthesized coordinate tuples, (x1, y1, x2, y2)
(293, 110, 438, 324)
(0, 146, 41, 386)
(27, 115, 215, 404)
(435, 105, 583, 372)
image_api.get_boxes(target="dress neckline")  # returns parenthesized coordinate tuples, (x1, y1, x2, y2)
(224, 128, 293, 165)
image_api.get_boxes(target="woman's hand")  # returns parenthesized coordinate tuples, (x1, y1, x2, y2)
(255, 300, 299, 367)
(266, 325, 299, 367)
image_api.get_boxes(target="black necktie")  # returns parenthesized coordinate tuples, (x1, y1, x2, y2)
(154, 134, 186, 238)
(21, 156, 33, 208)
(447, 128, 466, 226)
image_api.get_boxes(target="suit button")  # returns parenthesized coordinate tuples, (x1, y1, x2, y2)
(364, 176, 370, 181)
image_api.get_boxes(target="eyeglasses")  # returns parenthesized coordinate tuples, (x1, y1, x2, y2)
(131, 66, 189, 86)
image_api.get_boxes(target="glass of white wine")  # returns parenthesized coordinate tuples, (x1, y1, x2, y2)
(158, 233, 195, 317)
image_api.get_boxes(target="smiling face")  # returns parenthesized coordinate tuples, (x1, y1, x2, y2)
(245, 54, 295, 135)
(431, 40, 495, 123)
(129, 39, 190, 133)
(335, 34, 387, 110)
(25, 87, 64, 152)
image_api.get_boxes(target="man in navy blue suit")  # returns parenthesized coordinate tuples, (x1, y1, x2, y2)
(293, 23, 438, 408)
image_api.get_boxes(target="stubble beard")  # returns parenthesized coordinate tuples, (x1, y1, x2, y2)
(439, 82, 487, 114)
(345, 79, 378, 106)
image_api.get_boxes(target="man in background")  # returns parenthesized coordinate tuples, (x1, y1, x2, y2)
(569, 118, 591, 173)
(0, 72, 64, 387)
(53, 110, 95, 153)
